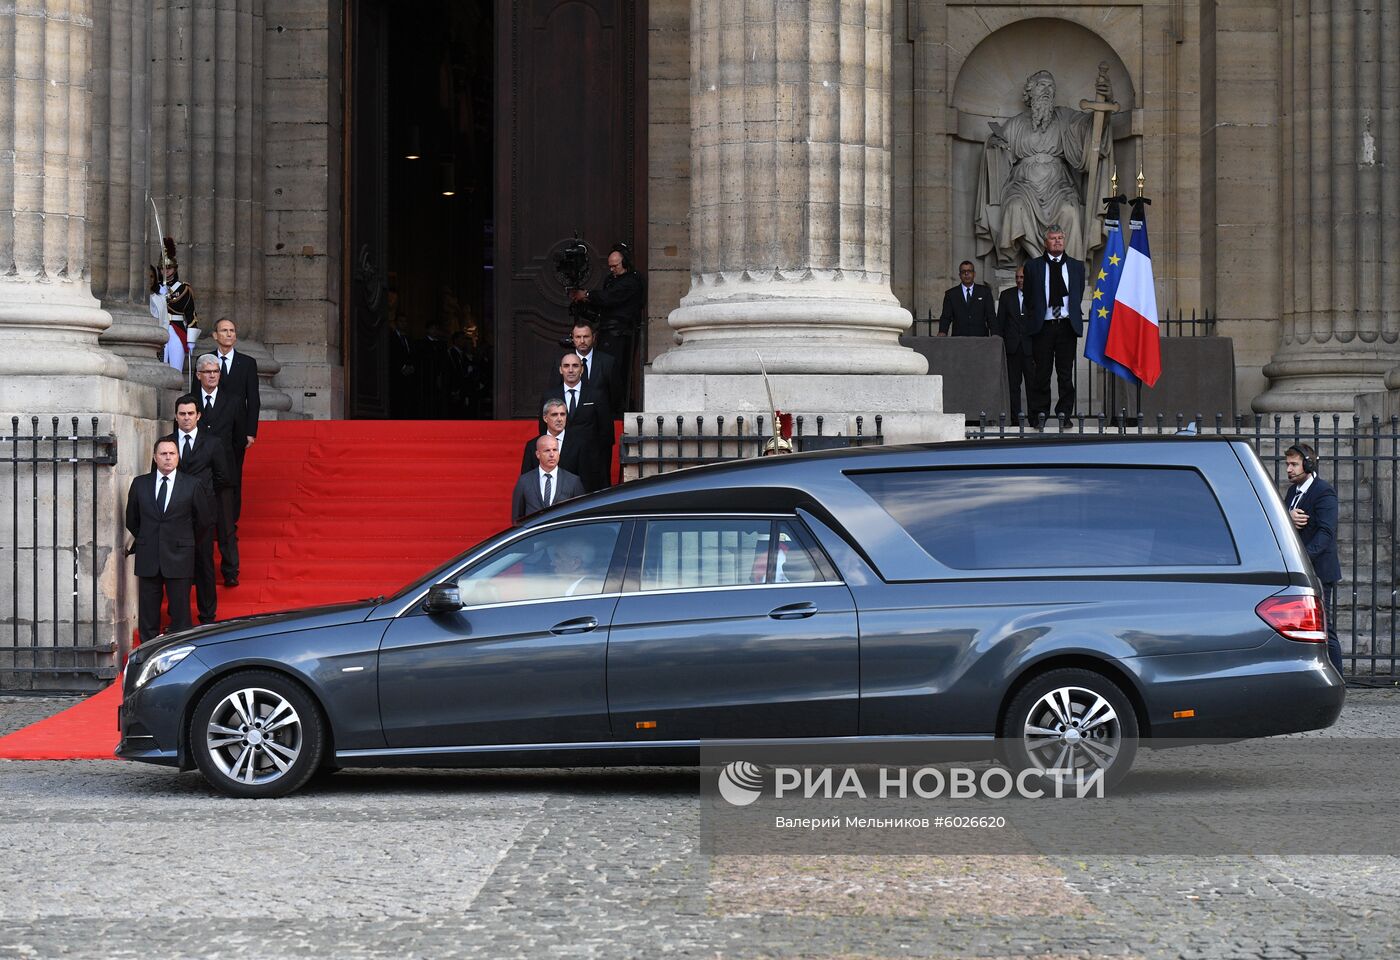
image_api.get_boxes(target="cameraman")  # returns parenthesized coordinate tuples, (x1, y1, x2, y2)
(569, 243, 644, 412)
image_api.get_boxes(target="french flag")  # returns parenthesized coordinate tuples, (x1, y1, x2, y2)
(1104, 199, 1162, 387)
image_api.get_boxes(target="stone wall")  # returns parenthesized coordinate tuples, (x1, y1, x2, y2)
(647, 0, 691, 365)
(261, 0, 343, 419)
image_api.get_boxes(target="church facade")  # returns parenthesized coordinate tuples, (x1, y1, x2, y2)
(1, 0, 1397, 427)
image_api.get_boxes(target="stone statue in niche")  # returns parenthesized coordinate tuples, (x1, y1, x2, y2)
(974, 68, 1117, 267)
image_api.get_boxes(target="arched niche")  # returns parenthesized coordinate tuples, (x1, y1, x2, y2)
(945, 19, 1140, 288)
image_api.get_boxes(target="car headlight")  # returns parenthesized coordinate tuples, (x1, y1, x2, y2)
(135, 645, 195, 689)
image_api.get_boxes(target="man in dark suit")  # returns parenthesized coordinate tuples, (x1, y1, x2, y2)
(995, 265, 1035, 424)
(560, 320, 620, 410)
(568, 243, 645, 411)
(1022, 225, 1086, 427)
(126, 437, 215, 643)
(937, 261, 996, 337)
(193, 354, 244, 586)
(553, 322, 618, 471)
(521, 399, 587, 478)
(209, 319, 259, 536)
(541, 353, 613, 492)
(165, 394, 236, 623)
(512, 435, 585, 524)
(1285, 443, 1343, 672)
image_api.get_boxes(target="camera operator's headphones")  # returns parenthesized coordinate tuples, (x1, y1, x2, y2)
(1287, 444, 1316, 474)
(611, 242, 633, 272)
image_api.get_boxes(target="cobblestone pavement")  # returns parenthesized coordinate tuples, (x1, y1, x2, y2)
(0, 691, 1397, 959)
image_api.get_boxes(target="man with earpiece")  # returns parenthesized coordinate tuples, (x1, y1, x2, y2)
(569, 242, 644, 415)
(1284, 443, 1343, 672)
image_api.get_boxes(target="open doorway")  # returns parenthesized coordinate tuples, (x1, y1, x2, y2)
(345, 0, 645, 419)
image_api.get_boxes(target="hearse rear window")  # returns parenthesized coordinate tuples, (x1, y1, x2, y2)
(850, 467, 1240, 570)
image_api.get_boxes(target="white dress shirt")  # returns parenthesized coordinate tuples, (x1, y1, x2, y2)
(538, 468, 558, 505)
(201, 388, 219, 409)
(1290, 474, 1314, 510)
(1043, 257, 1070, 320)
(155, 469, 178, 508)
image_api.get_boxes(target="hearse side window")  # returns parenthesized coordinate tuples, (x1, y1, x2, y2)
(850, 467, 1240, 570)
(454, 522, 623, 605)
(640, 519, 825, 589)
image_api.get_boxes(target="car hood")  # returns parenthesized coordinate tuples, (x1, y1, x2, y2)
(132, 601, 376, 660)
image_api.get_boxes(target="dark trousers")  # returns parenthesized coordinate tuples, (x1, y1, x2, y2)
(193, 530, 218, 623)
(1006, 351, 1033, 424)
(216, 486, 239, 581)
(1030, 320, 1078, 424)
(138, 575, 193, 643)
(1323, 581, 1343, 672)
(232, 443, 247, 523)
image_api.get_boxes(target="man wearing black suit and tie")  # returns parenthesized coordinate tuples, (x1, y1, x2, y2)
(1022, 224, 1086, 427)
(210, 318, 259, 518)
(512, 435, 585, 524)
(126, 437, 215, 643)
(541, 353, 613, 492)
(521, 399, 587, 478)
(937, 261, 997, 337)
(193, 354, 243, 586)
(995, 265, 1035, 423)
(165, 395, 236, 623)
(1285, 444, 1344, 672)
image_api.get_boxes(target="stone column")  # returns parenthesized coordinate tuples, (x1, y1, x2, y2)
(0, 0, 157, 684)
(148, 0, 290, 413)
(642, 0, 958, 448)
(652, 0, 926, 377)
(91, 0, 186, 399)
(0, 0, 138, 412)
(1256, 0, 1400, 413)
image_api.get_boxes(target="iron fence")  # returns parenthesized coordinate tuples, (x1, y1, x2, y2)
(967, 411, 1400, 685)
(1, 416, 119, 692)
(910, 306, 1214, 339)
(621, 414, 884, 478)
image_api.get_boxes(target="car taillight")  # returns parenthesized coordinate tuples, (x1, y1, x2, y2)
(1256, 594, 1328, 642)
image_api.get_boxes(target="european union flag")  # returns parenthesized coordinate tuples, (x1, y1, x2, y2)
(1083, 199, 1139, 384)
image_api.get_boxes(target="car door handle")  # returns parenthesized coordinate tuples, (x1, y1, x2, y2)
(769, 601, 818, 620)
(550, 616, 598, 635)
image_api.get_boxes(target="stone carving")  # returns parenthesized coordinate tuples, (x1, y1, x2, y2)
(974, 69, 1116, 267)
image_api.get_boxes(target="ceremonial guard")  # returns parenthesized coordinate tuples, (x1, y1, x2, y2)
(157, 237, 198, 384)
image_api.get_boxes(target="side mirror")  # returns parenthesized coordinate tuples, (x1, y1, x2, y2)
(422, 582, 464, 615)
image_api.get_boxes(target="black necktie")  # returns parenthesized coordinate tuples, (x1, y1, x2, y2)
(221, 355, 229, 378)
(1048, 257, 1068, 312)
(964, 286, 971, 302)
(567, 388, 576, 416)
(543, 473, 553, 507)
(157, 476, 169, 513)
(183, 435, 192, 460)
(581, 357, 590, 381)
(204, 395, 213, 415)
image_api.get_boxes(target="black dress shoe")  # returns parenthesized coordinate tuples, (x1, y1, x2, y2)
(223, 577, 239, 587)
(199, 617, 216, 625)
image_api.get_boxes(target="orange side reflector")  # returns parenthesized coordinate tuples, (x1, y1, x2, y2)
(1173, 709, 1196, 719)
(635, 720, 657, 730)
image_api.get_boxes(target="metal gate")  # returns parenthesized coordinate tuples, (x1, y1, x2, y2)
(1, 417, 118, 692)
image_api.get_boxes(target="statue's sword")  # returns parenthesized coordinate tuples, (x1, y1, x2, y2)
(1079, 62, 1120, 237)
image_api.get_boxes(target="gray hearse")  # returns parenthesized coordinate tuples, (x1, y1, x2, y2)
(118, 437, 1344, 797)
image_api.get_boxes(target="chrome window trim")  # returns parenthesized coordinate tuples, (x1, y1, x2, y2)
(387, 512, 812, 618)
(624, 580, 845, 599)
(337, 733, 994, 760)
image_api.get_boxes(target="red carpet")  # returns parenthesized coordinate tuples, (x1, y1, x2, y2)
(0, 419, 553, 760)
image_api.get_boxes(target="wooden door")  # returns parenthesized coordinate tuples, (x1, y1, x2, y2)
(494, 0, 646, 418)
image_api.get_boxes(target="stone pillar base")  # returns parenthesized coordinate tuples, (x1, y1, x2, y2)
(656, 290, 928, 376)
(1254, 352, 1397, 414)
(638, 373, 964, 446)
